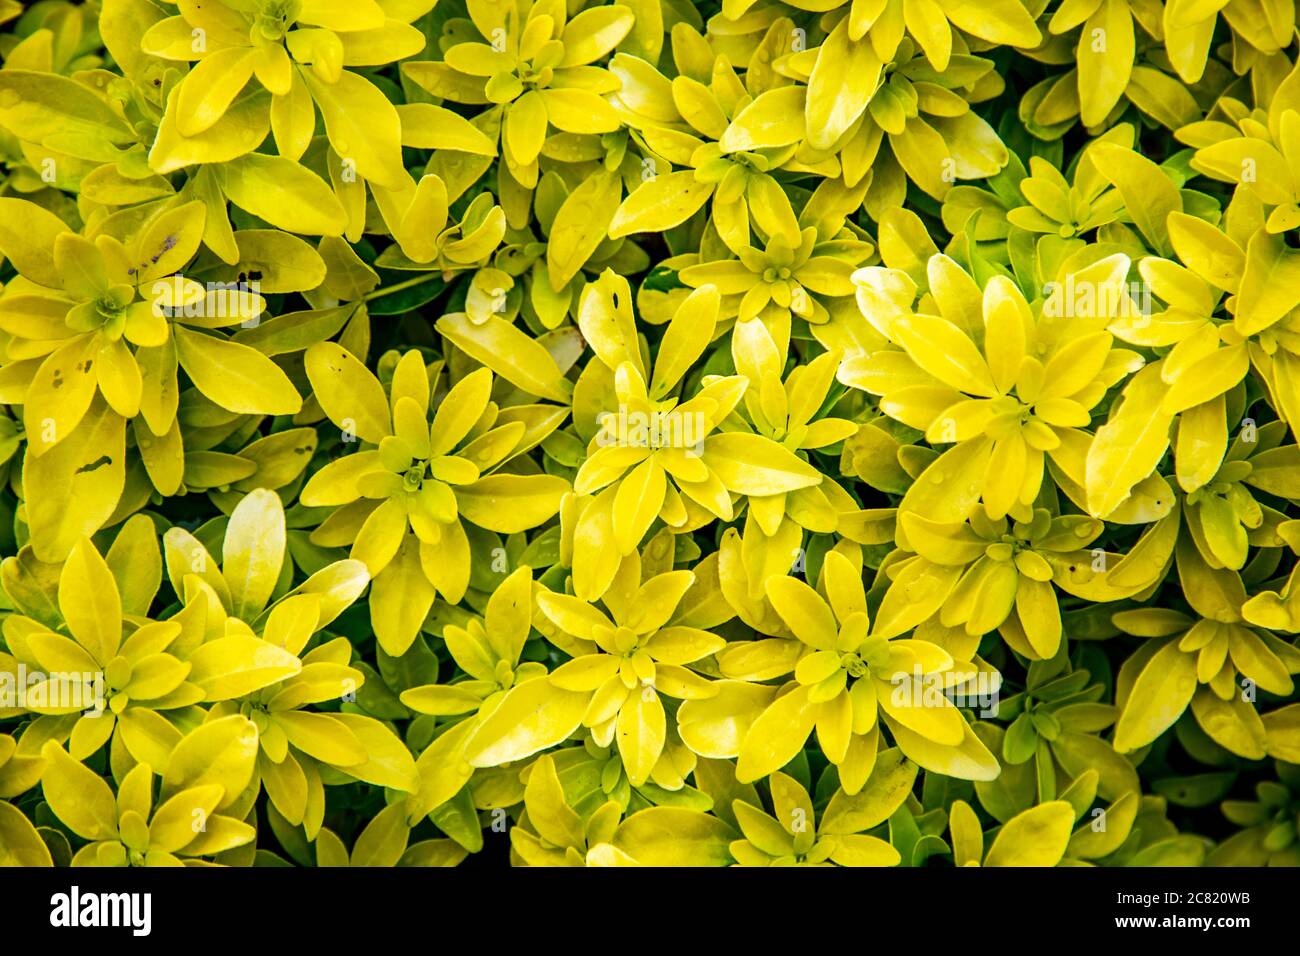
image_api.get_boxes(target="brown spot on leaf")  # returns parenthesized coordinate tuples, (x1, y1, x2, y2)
(76, 455, 113, 474)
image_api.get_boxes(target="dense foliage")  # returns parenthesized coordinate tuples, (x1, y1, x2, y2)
(0, 0, 1299, 867)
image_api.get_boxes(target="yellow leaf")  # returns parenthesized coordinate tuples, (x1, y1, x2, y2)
(350, 802, 411, 866)
(616, 688, 666, 786)
(1113, 638, 1198, 752)
(806, 18, 881, 150)
(222, 489, 286, 620)
(304, 70, 406, 189)
(464, 677, 590, 767)
(24, 399, 126, 562)
(0, 800, 54, 866)
(721, 86, 807, 152)
(174, 327, 302, 415)
(175, 47, 257, 136)
(186, 630, 302, 700)
(1076, 0, 1134, 128)
(436, 312, 573, 402)
(736, 684, 819, 782)
(702, 432, 821, 496)
(983, 800, 1074, 866)
(407, 718, 478, 821)
(370, 534, 434, 657)
(612, 807, 734, 865)
(23, 333, 100, 456)
(608, 171, 713, 238)
(148, 784, 223, 853)
(0, 197, 72, 287)
(522, 754, 585, 849)
(58, 537, 122, 662)
(947, 798, 984, 865)
(220, 153, 348, 236)
(821, 747, 919, 834)
(326, 713, 417, 791)
(1085, 362, 1174, 518)
(547, 168, 622, 288)
(39, 741, 118, 841)
(456, 474, 569, 533)
(765, 576, 838, 650)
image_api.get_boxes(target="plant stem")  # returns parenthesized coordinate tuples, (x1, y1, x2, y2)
(363, 272, 442, 302)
